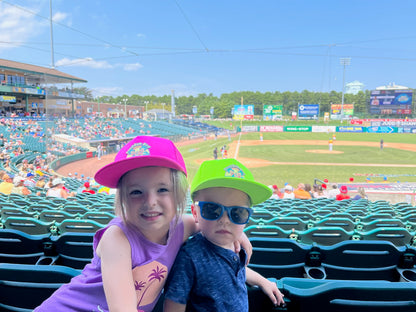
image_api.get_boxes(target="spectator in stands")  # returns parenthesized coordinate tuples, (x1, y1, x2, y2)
(35, 136, 251, 312)
(46, 178, 75, 198)
(11, 176, 31, 195)
(294, 183, 312, 199)
(164, 158, 284, 311)
(82, 181, 96, 194)
(0, 173, 14, 194)
(304, 183, 313, 197)
(283, 184, 295, 199)
(35, 176, 47, 188)
(270, 184, 283, 199)
(327, 183, 340, 199)
(352, 187, 368, 200)
(336, 185, 350, 201)
(313, 184, 327, 198)
(23, 172, 36, 188)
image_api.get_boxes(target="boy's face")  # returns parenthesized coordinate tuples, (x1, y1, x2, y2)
(192, 187, 250, 250)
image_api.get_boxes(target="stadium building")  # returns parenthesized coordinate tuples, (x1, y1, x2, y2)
(0, 58, 87, 117)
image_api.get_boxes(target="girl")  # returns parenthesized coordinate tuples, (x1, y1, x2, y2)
(35, 136, 250, 312)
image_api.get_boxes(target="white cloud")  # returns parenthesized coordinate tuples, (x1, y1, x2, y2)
(55, 57, 113, 69)
(52, 11, 67, 23)
(136, 33, 146, 38)
(122, 63, 143, 71)
(0, 4, 42, 51)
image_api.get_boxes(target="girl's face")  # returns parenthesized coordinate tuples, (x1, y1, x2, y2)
(122, 166, 176, 244)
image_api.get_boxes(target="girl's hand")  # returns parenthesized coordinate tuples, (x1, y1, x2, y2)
(235, 232, 252, 264)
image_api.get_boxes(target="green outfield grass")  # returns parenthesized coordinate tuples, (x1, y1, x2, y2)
(178, 131, 416, 187)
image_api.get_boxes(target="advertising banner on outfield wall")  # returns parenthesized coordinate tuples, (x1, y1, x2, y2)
(337, 126, 364, 133)
(398, 127, 416, 134)
(259, 125, 284, 132)
(284, 126, 312, 132)
(241, 125, 258, 132)
(312, 126, 337, 133)
(298, 104, 319, 119)
(366, 126, 397, 133)
(263, 105, 283, 120)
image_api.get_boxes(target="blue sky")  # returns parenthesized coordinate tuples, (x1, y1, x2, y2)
(1, 0, 416, 98)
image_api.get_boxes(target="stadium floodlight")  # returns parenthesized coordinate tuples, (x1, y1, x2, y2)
(340, 57, 351, 120)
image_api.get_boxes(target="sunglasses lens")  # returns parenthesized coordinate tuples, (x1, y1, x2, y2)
(201, 202, 222, 220)
(230, 207, 251, 224)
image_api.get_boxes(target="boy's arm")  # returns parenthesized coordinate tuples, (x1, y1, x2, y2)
(163, 299, 186, 312)
(246, 267, 285, 306)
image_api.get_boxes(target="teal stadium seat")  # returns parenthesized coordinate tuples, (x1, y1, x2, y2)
(0, 263, 81, 311)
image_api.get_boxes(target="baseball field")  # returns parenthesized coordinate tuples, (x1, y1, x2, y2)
(56, 131, 416, 190)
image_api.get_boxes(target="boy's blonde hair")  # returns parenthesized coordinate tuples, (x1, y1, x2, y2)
(114, 168, 188, 225)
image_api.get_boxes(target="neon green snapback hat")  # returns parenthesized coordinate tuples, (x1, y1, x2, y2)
(190, 158, 272, 206)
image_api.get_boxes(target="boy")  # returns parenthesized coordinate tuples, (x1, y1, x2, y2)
(164, 158, 285, 312)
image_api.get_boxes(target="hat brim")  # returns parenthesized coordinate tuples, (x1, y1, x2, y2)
(191, 177, 272, 206)
(94, 156, 185, 188)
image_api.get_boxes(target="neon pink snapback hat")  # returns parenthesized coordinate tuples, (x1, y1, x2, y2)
(94, 136, 187, 188)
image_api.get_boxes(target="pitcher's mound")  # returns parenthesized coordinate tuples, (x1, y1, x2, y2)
(306, 150, 344, 154)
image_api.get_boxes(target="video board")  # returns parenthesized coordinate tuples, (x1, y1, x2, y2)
(370, 90, 413, 115)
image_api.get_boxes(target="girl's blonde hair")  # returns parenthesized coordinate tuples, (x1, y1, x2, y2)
(114, 168, 189, 225)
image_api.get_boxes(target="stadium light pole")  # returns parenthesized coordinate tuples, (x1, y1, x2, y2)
(340, 57, 351, 121)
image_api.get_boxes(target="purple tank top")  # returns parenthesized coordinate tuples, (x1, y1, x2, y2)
(34, 217, 184, 312)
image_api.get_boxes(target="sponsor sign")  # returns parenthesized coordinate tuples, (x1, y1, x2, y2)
(366, 126, 397, 133)
(233, 105, 254, 120)
(298, 104, 319, 119)
(241, 125, 258, 132)
(0, 96, 16, 102)
(263, 105, 283, 120)
(330, 104, 354, 119)
(259, 125, 284, 132)
(284, 126, 312, 132)
(312, 126, 336, 133)
(337, 126, 364, 133)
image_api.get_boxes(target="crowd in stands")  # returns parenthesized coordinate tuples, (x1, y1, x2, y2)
(269, 182, 368, 202)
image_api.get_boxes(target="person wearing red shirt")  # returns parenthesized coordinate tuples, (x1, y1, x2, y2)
(82, 181, 95, 194)
(336, 185, 350, 201)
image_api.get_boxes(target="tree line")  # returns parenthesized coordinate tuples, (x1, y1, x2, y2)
(76, 88, 414, 118)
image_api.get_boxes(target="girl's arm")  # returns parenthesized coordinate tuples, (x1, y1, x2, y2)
(246, 268, 285, 307)
(181, 214, 252, 261)
(97, 225, 138, 312)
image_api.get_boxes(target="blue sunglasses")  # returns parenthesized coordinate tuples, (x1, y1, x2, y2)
(196, 201, 253, 225)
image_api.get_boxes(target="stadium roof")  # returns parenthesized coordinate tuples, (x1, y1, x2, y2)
(375, 82, 409, 90)
(0, 58, 87, 84)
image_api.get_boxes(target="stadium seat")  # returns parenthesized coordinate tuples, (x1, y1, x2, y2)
(356, 218, 406, 232)
(0, 229, 49, 264)
(0, 263, 81, 311)
(275, 277, 416, 312)
(0, 207, 37, 220)
(55, 219, 104, 235)
(313, 218, 356, 232)
(48, 232, 95, 269)
(38, 209, 77, 223)
(248, 237, 310, 279)
(82, 211, 114, 225)
(357, 227, 416, 247)
(304, 240, 404, 281)
(268, 216, 310, 231)
(2, 217, 54, 235)
(244, 225, 292, 239)
(298, 227, 354, 246)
